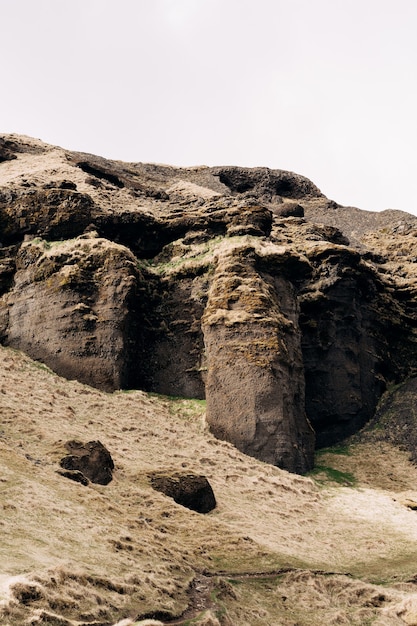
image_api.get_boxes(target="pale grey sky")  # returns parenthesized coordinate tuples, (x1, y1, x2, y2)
(2, 0, 417, 215)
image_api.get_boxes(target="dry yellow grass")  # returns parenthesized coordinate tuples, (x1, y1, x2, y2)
(2, 346, 417, 624)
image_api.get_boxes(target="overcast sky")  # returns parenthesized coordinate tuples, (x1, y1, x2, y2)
(2, 0, 417, 215)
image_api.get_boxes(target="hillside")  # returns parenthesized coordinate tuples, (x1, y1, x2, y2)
(1, 134, 417, 625)
(2, 345, 417, 625)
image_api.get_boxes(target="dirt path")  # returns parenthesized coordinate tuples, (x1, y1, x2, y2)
(136, 573, 217, 624)
(165, 574, 217, 624)
(137, 568, 337, 625)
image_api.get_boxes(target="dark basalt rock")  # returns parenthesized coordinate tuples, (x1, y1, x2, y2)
(272, 201, 305, 218)
(0, 233, 159, 392)
(57, 469, 90, 486)
(59, 440, 114, 485)
(149, 472, 216, 513)
(212, 166, 323, 200)
(0, 138, 17, 163)
(0, 188, 95, 243)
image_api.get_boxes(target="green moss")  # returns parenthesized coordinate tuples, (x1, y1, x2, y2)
(309, 465, 357, 486)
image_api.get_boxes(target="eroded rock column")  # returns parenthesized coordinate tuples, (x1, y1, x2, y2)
(202, 240, 315, 473)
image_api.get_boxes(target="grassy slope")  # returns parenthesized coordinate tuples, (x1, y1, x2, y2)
(2, 348, 417, 625)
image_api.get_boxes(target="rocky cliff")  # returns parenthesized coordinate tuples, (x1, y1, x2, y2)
(0, 134, 416, 473)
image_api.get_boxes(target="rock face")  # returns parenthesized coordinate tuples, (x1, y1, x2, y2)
(359, 376, 417, 463)
(0, 134, 416, 473)
(298, 245, 392, 447)
(202, 240, 314, 472)
(0, 233, 158, 391)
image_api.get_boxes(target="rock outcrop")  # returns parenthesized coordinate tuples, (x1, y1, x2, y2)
(0, 134, 416, 473)
(202, 239, 314, 472)
(0, 233, 159, 391)
(358, 376, 417, 463)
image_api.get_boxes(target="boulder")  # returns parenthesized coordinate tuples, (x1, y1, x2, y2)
(272, 201, 304, 218)
(149, 472, 216, 513)
(59, 440, 114, 485)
